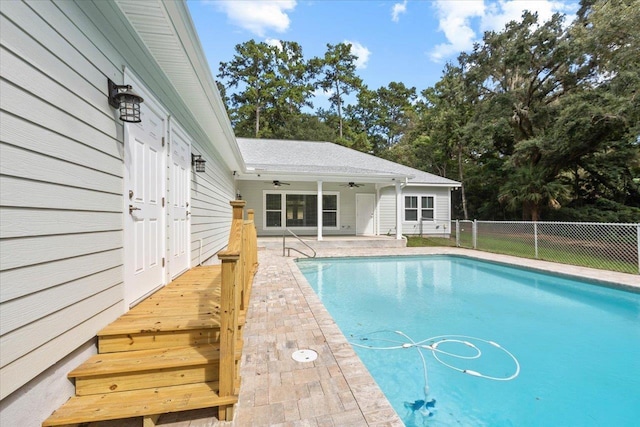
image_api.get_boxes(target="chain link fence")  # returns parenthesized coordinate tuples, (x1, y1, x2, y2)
(450, 220, 640, 274)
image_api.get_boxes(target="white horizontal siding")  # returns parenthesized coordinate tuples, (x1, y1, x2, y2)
(237, 181, 267, 231)
(400, 187, 452, 236)
(0, 82, 121, 156)
(0, 273, 122, 357)
(0, 266, 121, 336)
(0, 46, 116, 137)
(0, 231, 122, 272)
(0, 176, 122, 211)
(333, 183, 358, 234)
(379, 187, 398, 235)
(0, 0, 126, 401)
(0, 0, 237, 405)
(377, 186, 453, 236)
(0, 208, 121, 239)
(0, 249, 123, 303)
(190, 144, 234, 264)
(0, 302, 123, 401)
(0, 113, 122, 176)
(0, 143, 121, 193)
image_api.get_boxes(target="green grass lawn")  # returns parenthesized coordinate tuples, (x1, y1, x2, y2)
(406, 236, 457, 247)
(406, 235, 638, 274)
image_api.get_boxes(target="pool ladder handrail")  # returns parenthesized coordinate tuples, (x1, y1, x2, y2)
(283, 229, 317, 258)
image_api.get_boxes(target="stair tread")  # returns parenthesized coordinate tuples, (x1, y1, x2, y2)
(98, 312, 246, 336)
(98, 315, 222, 335)
(70, 342, 244, 377)
(42, 382, 236, 426)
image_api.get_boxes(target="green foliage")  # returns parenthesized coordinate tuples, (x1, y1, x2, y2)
(317, 43, 363, 138)
(548, 199, 640, 223)
(276, 113, 338, 142)
(218, 39, 318, 139)
(216, 0, 639, 222)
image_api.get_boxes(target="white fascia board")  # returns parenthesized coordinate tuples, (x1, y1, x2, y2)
(405, 182, 462, 187)
(235, 170, 410, 183)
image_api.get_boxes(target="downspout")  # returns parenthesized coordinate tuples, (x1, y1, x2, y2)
(317, 180, 323, 241)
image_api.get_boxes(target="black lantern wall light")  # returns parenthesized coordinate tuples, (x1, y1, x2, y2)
(191, 154, 206, 173)
(108, 79, 144, 123)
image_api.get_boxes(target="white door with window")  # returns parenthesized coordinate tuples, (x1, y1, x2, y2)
(169, 124, 191, 279)
(356, 193, 376, 235)
(124, 79, 167, 306)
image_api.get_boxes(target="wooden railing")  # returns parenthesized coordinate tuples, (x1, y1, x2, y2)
(216, 201, 258, 421)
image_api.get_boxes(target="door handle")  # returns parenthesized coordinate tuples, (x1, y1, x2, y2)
(186, 211, 191, 217)
(129, 205, 141, 214)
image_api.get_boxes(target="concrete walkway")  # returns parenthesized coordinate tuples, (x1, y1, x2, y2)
(102, 246, 637, 426)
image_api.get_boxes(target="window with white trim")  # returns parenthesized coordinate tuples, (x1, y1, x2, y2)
(421, 196, 434, 220)
(264, 192, 339, 228)
(286, 194, 316, 227)
(405, 196, 418, 221)
(322, 194, 338, 227)
(265, 193, 282, 227)
(405, 195, 435, 222)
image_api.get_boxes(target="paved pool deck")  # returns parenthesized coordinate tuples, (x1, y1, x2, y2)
(142, 246, 638, 427)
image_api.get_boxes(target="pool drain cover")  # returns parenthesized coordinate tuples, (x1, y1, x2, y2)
(292, 349, 318, 363)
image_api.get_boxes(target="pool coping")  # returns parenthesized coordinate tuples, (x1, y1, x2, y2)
(287, 256, 405, 426)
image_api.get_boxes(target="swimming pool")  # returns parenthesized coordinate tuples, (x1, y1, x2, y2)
(297, 255, 640, 426)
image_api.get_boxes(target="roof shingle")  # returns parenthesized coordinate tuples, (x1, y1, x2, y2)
(237, 138, 460, 185)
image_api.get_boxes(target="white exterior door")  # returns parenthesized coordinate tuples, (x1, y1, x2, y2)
(356, 193, 376, 235)
(169, 124, 191, 279)
(124, 82, 167, 306)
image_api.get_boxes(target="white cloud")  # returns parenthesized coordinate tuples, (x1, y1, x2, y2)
(313, 87, 333, 98)
(392, 0, 408, 22)
(344, 40, 371, 69)
(429, 0, 485, 62)
(429, 0, 577, 63)
(209, 0, 296, 37)
(265, 38, 283, 50)
(481, 0, 572, 33)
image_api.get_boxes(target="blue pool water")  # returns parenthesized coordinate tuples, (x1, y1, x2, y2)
(297, 256, 640, 426)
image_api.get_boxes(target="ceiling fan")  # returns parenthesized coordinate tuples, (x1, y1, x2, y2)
(267, 180, 290, 187)
(340, 182, 364, 189)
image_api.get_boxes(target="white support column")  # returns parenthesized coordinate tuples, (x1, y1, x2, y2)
(395, 181, 402, 240)
(375, 185, 381, 236)
(317, 180, 323, 241)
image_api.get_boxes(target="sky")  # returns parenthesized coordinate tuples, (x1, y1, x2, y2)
(187, 0, 580, 104)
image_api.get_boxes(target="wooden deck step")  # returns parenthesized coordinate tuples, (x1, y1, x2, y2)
(70, 343, 242, 396)
(42, 382, 237, 426)
(68, 342, 242, 396)
(99, 314, 221, 336)
(97, 312, 246, 353)
(98, 329, 221, 354)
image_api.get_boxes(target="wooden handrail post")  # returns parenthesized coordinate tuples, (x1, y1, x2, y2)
(217, 253, 239, 421)
(230, 200, 246, 220)
(215, 200, 259, 421)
